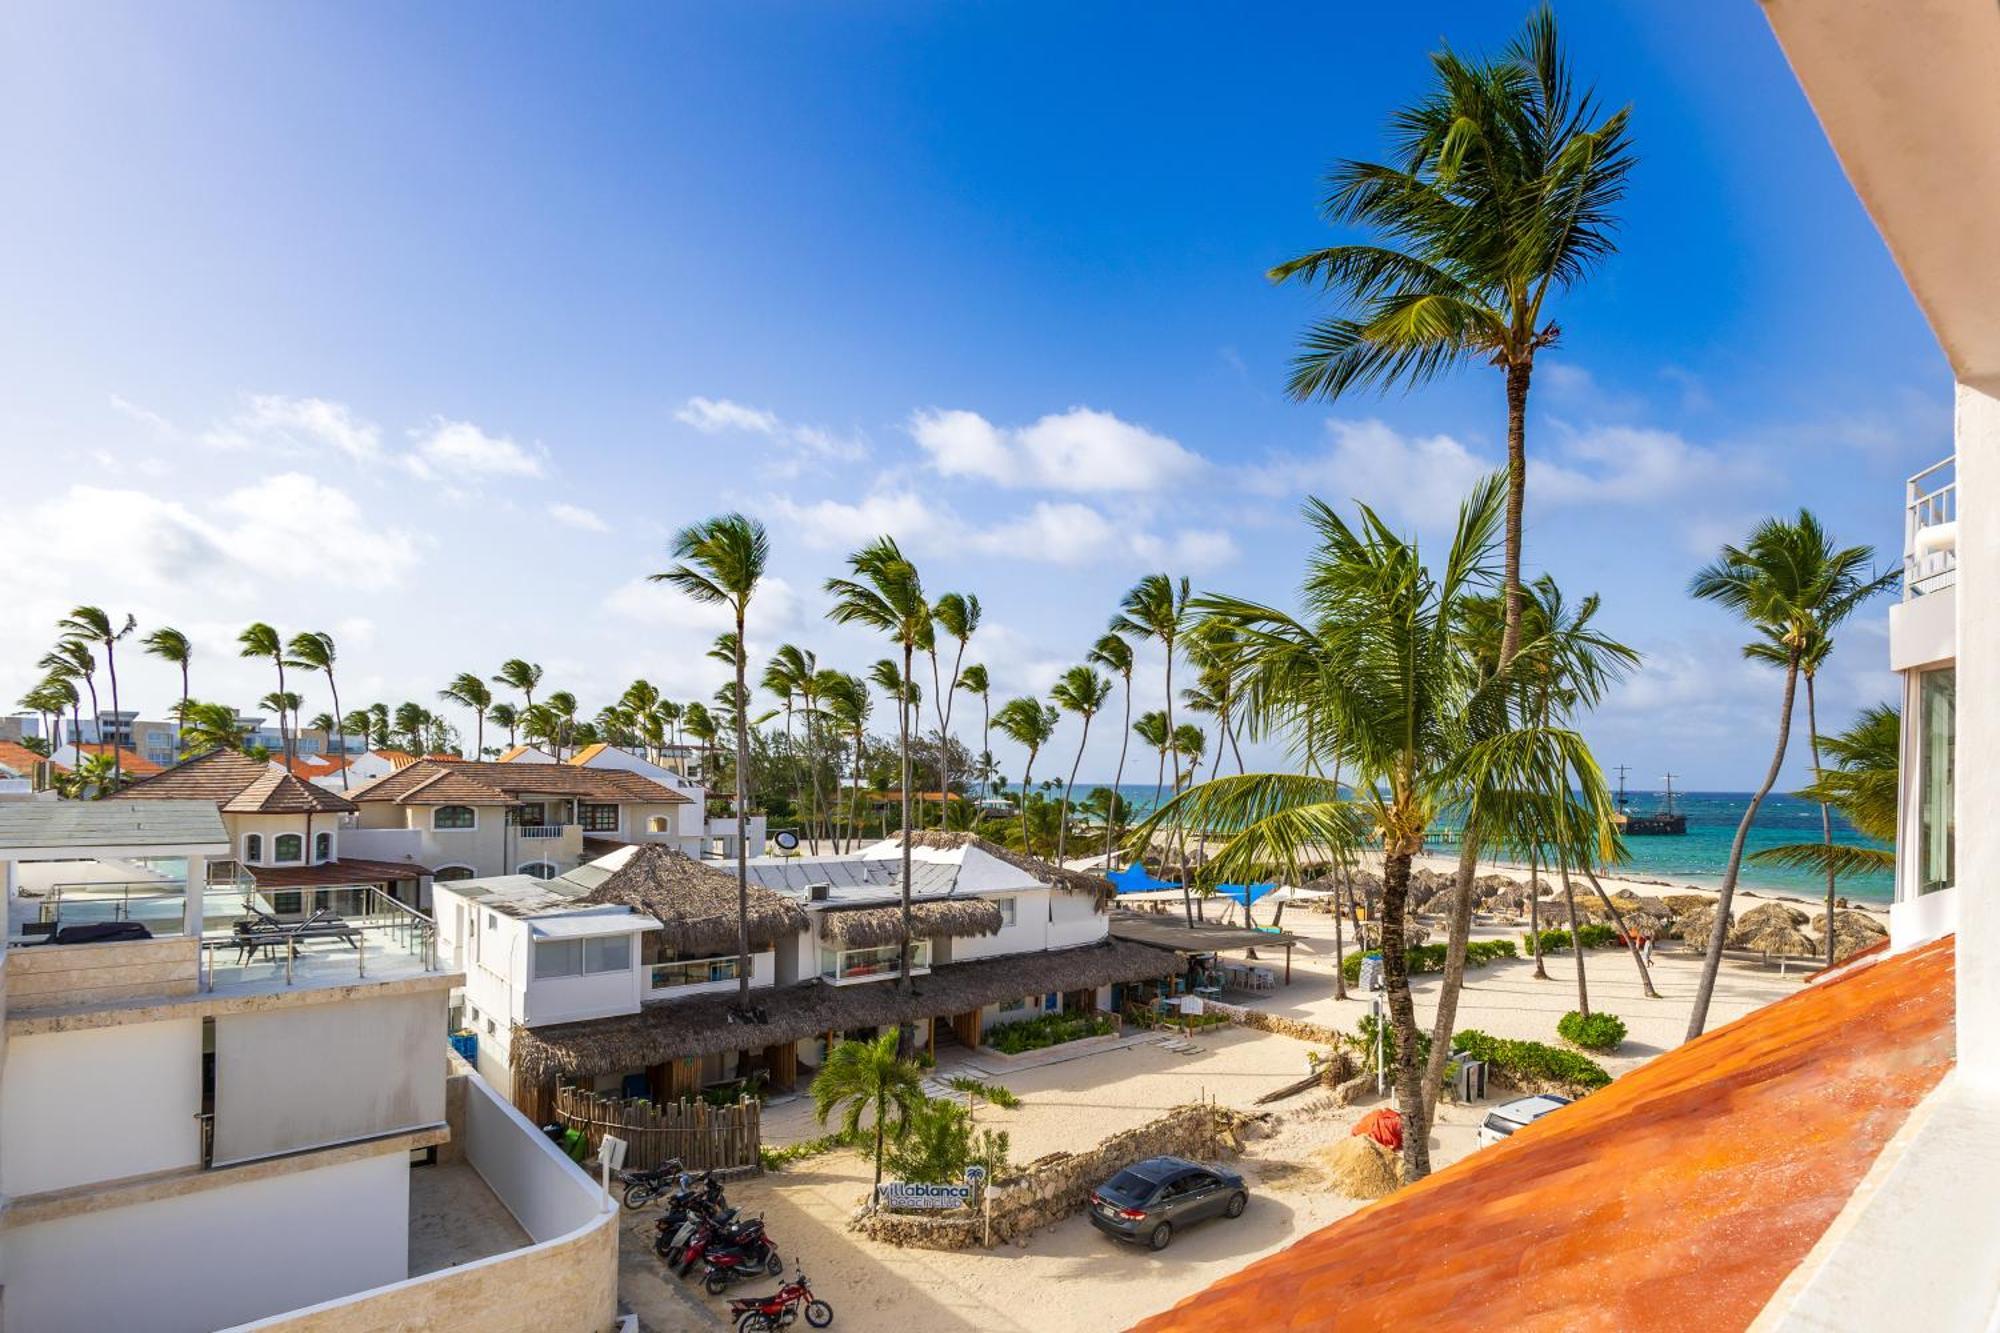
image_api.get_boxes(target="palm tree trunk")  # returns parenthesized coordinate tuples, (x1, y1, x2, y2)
(898, 641, 915, 1004)
(1015, 751, 1037, 855)
(1420, 834, 1481, 1126)
(326, 671, 348, 789)
(1103, 677, 1131, 870)
(1584, 866, 1659, 998)
(105, 641, 123, 786)
(1687, 656, 1800, 1039)
(1528, 851, 1547, 979)
(1808, 676, 1832, 964)
(1058, 718, 1091, 863)
(1331, 873, 1348, 1001)
(1497, 360, 1533, 667)
(805, 703, 825, 854)
(1380, 846, 1428, 1180)
(733, 611, 751, 1012)
(1559, 858, 1588, 1017)
(178, 662, 189, 734)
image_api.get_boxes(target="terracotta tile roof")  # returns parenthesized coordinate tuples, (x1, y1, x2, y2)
(348, 759, 690, 806)
(1136, 935, 1957, 1333)
(281, 754, 345, 778)
(64, 744, 165, 775)
(566, 742, 611, 766)
(0, 741, 49, 776)
(118, 747, 357, 814)
(247, 857, 435, 887)
(375, 748, 420, 768)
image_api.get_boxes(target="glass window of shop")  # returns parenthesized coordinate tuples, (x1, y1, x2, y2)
(1918, 668, 1954, 895)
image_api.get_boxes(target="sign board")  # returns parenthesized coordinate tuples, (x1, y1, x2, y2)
(597, 1134, 628, 1171)
(963, 1165, 987, 1186)
(1179, 994, 1204, 1016)
(877, 1181, 973, 1210)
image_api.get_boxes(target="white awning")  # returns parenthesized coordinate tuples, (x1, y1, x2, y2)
(529, 911, 661, 939)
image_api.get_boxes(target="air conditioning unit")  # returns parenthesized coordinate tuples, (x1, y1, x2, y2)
(807, 882, 832, 903)
(1453, 1057, 1489, 1103)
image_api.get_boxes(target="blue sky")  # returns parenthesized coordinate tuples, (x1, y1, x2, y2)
(0, 3, 1949, 787)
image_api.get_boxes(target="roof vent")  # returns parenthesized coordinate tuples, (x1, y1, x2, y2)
(807, 882, 832, 902)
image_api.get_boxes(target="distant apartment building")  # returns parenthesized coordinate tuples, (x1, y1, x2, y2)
(0, 799, 617, 1331)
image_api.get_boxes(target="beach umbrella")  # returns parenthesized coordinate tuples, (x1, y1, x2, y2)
(1732, 920, 1816, 956)
(1738, 901, 1810, 931)
(1674, 903, 1729, 945)
(1812, 909, 1886, 939)
(1662, 893, 1712, 914)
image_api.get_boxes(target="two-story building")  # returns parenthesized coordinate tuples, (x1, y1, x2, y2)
(0, 800, 618, 1332)
(470, 833, 1172, 1119)
(339, 758, 696, 883)
(115, 747, 434, 918)
(560, 742, 763, 859)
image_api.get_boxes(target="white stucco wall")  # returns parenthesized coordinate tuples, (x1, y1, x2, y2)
(1956, 381, 1999, 1089)
(459, 1066, 604, 1242)
(0, 1017, 202, 1196)
(1048, 889, 1110, 949)
(1, 1149, 409, 1333)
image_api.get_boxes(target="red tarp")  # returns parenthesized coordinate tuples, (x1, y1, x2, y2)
(1353, 1107, 1404, 1152)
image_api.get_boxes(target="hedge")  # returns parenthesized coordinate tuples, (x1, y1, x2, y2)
(1520, 923, 1619, 954)
(1342, 937, 1519, 984)
(1453, 1028, 1611, 1092)
(1557, 1010, 1627, 1052)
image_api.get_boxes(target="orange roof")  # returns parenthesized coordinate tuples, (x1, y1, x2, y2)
(1138, 935, 1956, 1333)
(0, 740, 49, 775)
(281, 753, 344, 777)
(566, 742, 610, 766)
(63, 744, 163, 775)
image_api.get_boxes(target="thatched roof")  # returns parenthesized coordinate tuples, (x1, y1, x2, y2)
(578, 843, 806, 956)
(818, 898, 1005, 948)
(510, 937, 1175, 1078)
(893, 830, 1115, 906)
(1814, 909, 1887, 940)
(1738, 900, 1809, 930)
(1674, 904, 1729, 945)
(1733, 921, 1817, 957)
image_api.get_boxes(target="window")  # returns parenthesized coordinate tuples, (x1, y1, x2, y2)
(433, 805, 477, 830)
(651, 954, 743, 988)
(515, 802, 546, 827)
(648, 815, 671, 834)
(435, 866, 475, 882)
(536, 935, 632, 978)
(580, 803, 619, 833)
(993, 896, 1017, 927)
(271, 890, 303, 916)
(517, 861, 557, 879)
(313, 832, 333, 862)
(1919, 667, 1955, 896)
(243, 833, 264, 863)
(998, 996, 1028, 1014)
(273, 833, 303, 864)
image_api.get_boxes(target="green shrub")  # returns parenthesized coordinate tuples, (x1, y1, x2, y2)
(759, 1126, 865, 1171)
(1453, 1028, 1611, 1091)
(945, 1075, 1021, 1109)
(1344, 937, 1518, 983)
(1557, 1010, 1628, 1052)
(884, 1097, 1012, 1186)
(984, 1010, 1114, 1055)
(1521, 923, 1619, 955)
(1467, 939, 1518, 963)
(1346, 1012, 1431, 1076)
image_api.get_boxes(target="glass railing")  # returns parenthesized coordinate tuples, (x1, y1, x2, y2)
(198, 886, 438, 991)
(649, 955, 744, 990)
(1906, 455, 1957, 600)
(821, 940, 931, 982)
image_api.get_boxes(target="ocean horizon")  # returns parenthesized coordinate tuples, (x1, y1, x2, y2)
(1030, 783, 1894, 906)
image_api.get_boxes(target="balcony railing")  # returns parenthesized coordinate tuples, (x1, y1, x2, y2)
(515, 824, 572, 840)
(1906, 455, 1957, 600)
(649, 954, 744, 991)
(821, 940, 931, 983)
(198, 885, 438, 992)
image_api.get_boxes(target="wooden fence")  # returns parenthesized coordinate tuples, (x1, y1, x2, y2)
(551, 1085, 763, 1174)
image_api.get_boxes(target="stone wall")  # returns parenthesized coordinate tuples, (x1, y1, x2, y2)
(1203, 998, 1347, 1049)
(853, 1103, 1254, 1251)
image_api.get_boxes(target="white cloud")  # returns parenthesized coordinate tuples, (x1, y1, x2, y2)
(548, 502, 609, 533)
(405, 417, 546, 480)
(675, 396, 866, 474)
(110, 394, 180, 438)
(1533, 424, 1761, 505)
(910, 406, 1204, 493)
(762, 490, 948, 552)
(1130, 527, 1240, 570)
(200, 394, 383, 463)
(603, 574, 800, 636)
(968, 502, 1121, 564)
(1248, 418, 1493, 528)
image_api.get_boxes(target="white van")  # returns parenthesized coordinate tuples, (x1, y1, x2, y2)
(1475, 1094, 1572, 1147)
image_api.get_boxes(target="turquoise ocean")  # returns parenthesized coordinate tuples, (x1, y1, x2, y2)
(1058, 784, 1893, 905)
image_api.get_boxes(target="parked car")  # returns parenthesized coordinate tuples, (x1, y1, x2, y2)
(1475, 1094, 1572, 1147)
(1087, 1156, 1248, 1251)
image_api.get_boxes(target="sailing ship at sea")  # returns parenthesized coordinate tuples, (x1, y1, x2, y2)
(1613, 767, 1688, 837)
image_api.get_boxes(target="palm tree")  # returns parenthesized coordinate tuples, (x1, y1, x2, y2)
(394, 702, 433, 755)
(654, 700, 685, 768)
(487, 702, 519, 752)
(763, 644, 817, 841)
(142, 625, 193, 725)
(492, 659, 543, 724)
(1133, 710, 1171, 816)
(40, 639, 98, 759)
(655, 513, 770, 1013)
(262, 692, 304, 760)
(1111, 573, 1192, 795)
(1750, 705, 1899, 879)
(826, 537, 930, 1002)
(1185, 619, 1246, 777)
(238, 623, 292, 764)
(811, 1031, 927, 1197)
(57, 607, 137, 783)
(1685, 510, 1885, 1037)
(819, 671, 871, 853)
(682, 702, 718, 785)
(54, 752, 123, 800)
(175, 699, 251, 755)
(957, 664, 992, 799)
(1269, 4, 1633, 665)
(795, 667, 832, 852)
(440, 673, 495, 759)
(284, 632, 348, 786)
(992, 697, 1058, 855)
(1136, 474, 1612, 1180)
(930, 592, 981, 829)
(1086, 633, 1135, 869)
(18, 681, 69, 763)
(1170, 723, 1206, 788)
(1049, 666, 1112, 863)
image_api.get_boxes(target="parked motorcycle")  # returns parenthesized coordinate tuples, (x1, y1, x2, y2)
(700, 1229, 786, 1295)
(672, 1210, 773, 1281)
(654, 1189, 729, 1260)
(731, 1266, 833, 1330)
(618, 1158, 687, 1210)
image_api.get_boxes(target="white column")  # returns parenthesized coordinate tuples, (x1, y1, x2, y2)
(184, 855, 208, 938)
(1956, 381, 2000, 1090)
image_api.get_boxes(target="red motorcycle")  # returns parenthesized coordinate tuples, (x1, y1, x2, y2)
(730, 1267, 833, 1331)
(700, 1224, 785, 1294)
(671, 1210, 777, 1282)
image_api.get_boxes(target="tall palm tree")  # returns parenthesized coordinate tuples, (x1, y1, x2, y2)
(1170, 723, 1206, 787)
(1133, 710, 1171, 817)
(1049, 665, 1112, 863)
(1136, 474, 1612, 1180)
(486, 702, 519, 751)
(1685, 510, 1885, 1037)
(992, 698, 1058, 856)
(18, 680, 69, 762)
(655, 513, 770, 1013)
(1087, 633, 1136, 868)
(929, 592, 981, 829)
(37, 642, 94, 755)
(763, 644, 817, 841)
(655, 700, 685, 766)
(57, 607, 137, 783)
(1750, 704, 1899, 878)
(1185, 619, 1246, 777)
(811, 1031, 926, 1197)
(1111, 573, 1192, 794)
(237, 623, 292, 764)
(440, 673, 495, 759)
(681, 702, 719, 786)
(819, 671, 871, 853)
(826, 537, 929, 1002)
(262, 692, 304, 760)
(544, 690, 580, 759)
(795, 666, 831, 852)
(1270, 4, 1633, 665)
(492, 659, 543, 720)
(176, 699, 252, 755)
(957, 664, 992, 796)
(143, 625, 194, 726)
(620, 680, 661, 759)
(284, 632, 348, 785)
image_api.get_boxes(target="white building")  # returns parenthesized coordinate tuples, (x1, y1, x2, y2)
(444, 834, 1172, 1116)
(0, 800, 619, 1331)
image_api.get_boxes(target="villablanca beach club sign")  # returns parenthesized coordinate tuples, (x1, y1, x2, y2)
(879, 1167, 985, 1211)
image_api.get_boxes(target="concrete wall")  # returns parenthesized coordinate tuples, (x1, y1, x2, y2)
(1956, 381, 1999, 1089)
(214, 990, 445, 1164)
(526, 959, 643, 1025)
(4, 935, 199, 1009)
(0, 1016, 202, 1196)
(3, 1150, 409, 1333)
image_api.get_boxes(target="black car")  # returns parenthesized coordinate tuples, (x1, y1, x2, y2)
(1087, 1155, 1248, 1251)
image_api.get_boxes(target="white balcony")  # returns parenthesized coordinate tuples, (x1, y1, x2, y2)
(1906, 455, 1957, 600)
(820, 939, 931, 985)
(515, 824, 572, 840)
(646, 949, 773, 998)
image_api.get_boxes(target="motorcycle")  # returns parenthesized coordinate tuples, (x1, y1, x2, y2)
(730, 1266, 834, 1330)
(617, 1159, 687, 1210)
(654, 1189, 728, 1260)
(700, 1228, 786, 1295)
(671, 1210, 773, 1281)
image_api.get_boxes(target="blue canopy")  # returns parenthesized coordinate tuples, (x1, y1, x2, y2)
(1216, 882, 1278, 909)
(1107, 862, 1179, 894)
